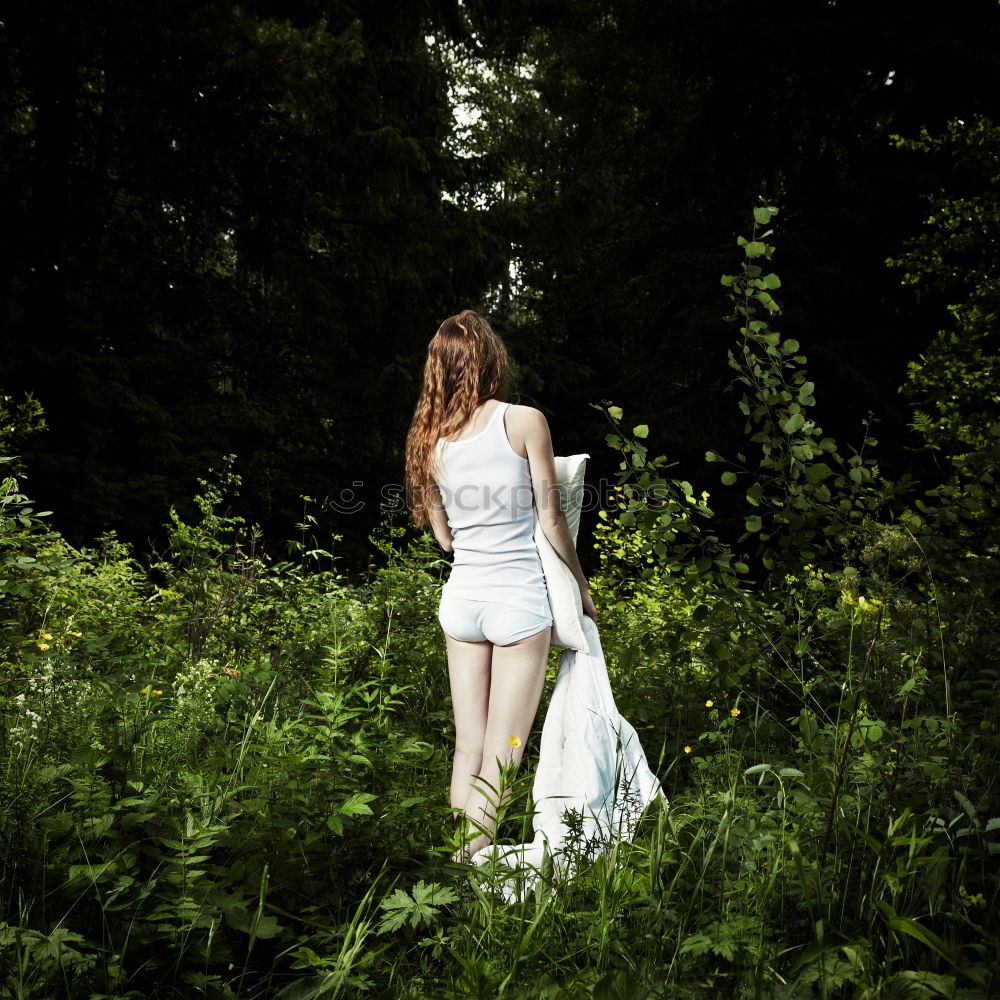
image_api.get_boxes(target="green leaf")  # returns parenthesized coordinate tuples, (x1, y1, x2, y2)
(761, 273, 781, 289)
(781, 339, 800, 354)
(607, 406, 623, 420)
(745, 515, 762, 533)
(721, 471, 738, 486)
(338, 793, 376, 817)
(744, 241, 767, 258)
(886, 917, 953, 963)
(797, 381, 815, 403)
(805, 463, 833, 484)
(781, 412, 805, 434)
(250, 913, 283, 940)
(632, 424, 649, 438)
(377, 893, 413, 934)
(377, 880, 457, 935)
(954, 790, 978, 823)
(753, 206, 773, 225)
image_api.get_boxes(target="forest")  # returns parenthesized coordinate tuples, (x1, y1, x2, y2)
(2, 1, 999, 997)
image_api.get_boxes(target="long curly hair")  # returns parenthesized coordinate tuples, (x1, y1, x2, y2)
(405, 309, 511, 529)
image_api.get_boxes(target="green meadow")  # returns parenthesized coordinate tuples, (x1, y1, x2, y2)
(3, 207, 998, 998)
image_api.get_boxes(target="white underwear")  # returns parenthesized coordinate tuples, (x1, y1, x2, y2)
(438, 595, 553, 645)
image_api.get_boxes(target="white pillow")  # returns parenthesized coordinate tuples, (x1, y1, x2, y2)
(533, 454, 590, 651)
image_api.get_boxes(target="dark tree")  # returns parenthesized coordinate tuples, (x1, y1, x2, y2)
(460, 0, 1000, 512)
(0, 0, 505, 564)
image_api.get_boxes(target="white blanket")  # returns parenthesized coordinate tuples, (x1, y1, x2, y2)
(470, 614, 665, 896)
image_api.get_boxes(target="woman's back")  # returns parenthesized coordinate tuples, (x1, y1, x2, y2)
(434, 400, 550, 617)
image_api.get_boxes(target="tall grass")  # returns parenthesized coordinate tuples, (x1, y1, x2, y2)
(1, 466, 997, 997)
(3, 204, 999, 995)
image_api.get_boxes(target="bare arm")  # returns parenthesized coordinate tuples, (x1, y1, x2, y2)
(522, 409, 597, 619)
(427, 482, 453, 553)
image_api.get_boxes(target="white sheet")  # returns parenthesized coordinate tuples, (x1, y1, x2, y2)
(470, 614, 666, 898)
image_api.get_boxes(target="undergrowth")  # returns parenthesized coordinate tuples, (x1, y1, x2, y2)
(1, 206, 998, 999)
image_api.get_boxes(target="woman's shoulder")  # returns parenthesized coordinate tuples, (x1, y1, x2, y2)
(505, 403, 547, 424)
(504, 404, 551, 446)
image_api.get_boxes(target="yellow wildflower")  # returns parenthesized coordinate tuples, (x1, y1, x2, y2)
(139, 688, 148, 695)
(509, 736, 522, 748)
(684, 746, 692, 754)
(37, 642, 50, 651)
(152, 689, 163, 696)
(705, 699, 714, 708)
(70, 630, 82, 637)
(41, 632, 53, 641)
(730, 708, 741, 718)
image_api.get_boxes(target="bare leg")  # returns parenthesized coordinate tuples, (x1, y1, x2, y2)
(445, 633, 492, 822)
(458, 625, 551, 857)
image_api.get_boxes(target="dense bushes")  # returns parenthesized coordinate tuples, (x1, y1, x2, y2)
(2, 206, 998, 997)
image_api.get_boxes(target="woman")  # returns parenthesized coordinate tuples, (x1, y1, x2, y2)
(405, 309, 598, 861)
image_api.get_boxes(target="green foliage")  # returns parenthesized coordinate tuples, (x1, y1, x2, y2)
(3, 202, 1000, 996)
(1, 443, 450, 997)
(715, 206, 882, 574)
(887, 115, 1000, 578)
(884, 117, 1000, 734)
(0, 392, 46, 478)
(888, 116, 1000, 459)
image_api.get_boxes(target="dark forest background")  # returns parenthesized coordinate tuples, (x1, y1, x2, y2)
(3, 0, 1000, 572)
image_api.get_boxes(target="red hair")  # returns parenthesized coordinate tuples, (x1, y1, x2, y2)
(405, 310, 510, 529)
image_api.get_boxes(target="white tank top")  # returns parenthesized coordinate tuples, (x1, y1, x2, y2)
(434, 401, 551, 616)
